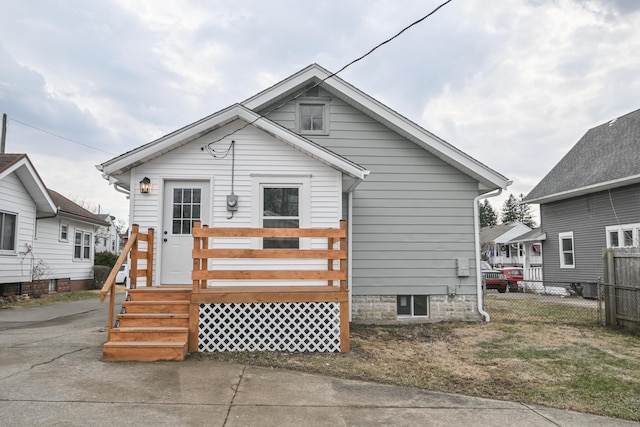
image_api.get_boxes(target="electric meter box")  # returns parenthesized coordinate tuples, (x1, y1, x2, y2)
(456, 258, 470, 277)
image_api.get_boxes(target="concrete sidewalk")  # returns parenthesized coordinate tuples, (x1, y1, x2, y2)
(0, 296, 637, 427)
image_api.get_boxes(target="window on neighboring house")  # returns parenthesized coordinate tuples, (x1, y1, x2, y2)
(397, 295, 429, 317)
(559, 232, 575, 268)
(298, 101, 329, 135)
(60, 223, 69, 242)
(606, 224, 640, 248)
(0, 211, 17, 252)
(263, 187, 300, 249)
(74, 230, 92, 260)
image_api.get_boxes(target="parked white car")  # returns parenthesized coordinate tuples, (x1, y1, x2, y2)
(115, 263, 129, 287)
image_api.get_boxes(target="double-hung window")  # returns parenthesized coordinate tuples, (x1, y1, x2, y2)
(263, 187, 300, 249)
(558, 231, 575, 268)
(252, 175, 309, 249)
(60, 223, 69, 242)
(0, 211, 17, 252)
(74, 230, 92, 260)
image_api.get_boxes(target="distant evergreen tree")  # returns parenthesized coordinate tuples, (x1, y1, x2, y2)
(516, 193, 536, 228)
(500, 193, 537, 228)
(479, 199, 498, 227)
(500, 194, 519, 224)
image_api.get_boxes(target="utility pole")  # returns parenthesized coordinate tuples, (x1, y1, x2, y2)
(1, 113, 6, 154)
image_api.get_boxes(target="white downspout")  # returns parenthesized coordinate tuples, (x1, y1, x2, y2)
(474, 189, 503, 322)
(348, 191, 353, 322)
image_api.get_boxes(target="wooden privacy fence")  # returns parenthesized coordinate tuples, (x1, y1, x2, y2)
(603, 248, 640, 330)
(189, 220, 349, 353)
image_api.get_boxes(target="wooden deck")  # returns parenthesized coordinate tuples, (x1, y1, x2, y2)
(100, 222, 349, 361)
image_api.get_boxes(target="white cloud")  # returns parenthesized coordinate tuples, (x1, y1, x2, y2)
(421, 0, 640, 199)
(2, 0, 639, 230)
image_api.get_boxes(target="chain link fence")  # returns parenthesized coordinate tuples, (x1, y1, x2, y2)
(485, 280, 605, 326)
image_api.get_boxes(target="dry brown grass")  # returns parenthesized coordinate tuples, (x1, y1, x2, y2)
(196, 321, 640, 421)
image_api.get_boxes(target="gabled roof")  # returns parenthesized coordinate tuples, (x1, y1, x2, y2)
(48, 190, 109, 226)
(480, 222, 531, 244)
(524, 108, 640, 204)
(243, 64, 510, 192)
(0, 153, 56, 216)
(507, 228, 546, 244)
(97, 103, 369, 190)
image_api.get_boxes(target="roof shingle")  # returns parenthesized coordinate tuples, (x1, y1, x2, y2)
(524, 108, 640, 203)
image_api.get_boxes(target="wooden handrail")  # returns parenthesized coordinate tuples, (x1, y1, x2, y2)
(191, 220, 348, 292)
(100, 224, 154, 341)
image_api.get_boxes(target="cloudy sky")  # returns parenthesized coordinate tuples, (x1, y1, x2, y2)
(2, 0, 639, 225)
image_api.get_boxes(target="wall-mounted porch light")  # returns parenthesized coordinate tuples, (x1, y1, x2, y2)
(139, 177, 151, 194)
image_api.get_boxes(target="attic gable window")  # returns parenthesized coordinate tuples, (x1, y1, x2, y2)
(297, 100, 329, 135)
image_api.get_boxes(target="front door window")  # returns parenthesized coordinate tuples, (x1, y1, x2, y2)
(172, 188, 202, 234)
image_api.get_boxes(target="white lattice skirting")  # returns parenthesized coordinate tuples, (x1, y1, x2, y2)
(198, 302, 341, 352)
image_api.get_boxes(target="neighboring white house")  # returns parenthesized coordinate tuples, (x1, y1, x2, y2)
(0, 154, 57, 289)
(94, 213, 120, 254)
(480, 222, 535, 267)
(97, 64, 511, 323)
(0, 153, 108, 296)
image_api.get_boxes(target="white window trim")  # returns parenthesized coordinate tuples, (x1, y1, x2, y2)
(0, 210, 18, 255)
(251, 175, 311, 249)
(296, 98, 330, 135)
(397, 295, 429, 318)
(59, 222, 69, 242)
(558, 231, 575, 269)
(73, 229, 93, 261)
(606, 223, 640, 248)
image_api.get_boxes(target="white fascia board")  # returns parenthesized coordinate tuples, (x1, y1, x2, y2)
(100, 105, 241, 177)
(246, 111, 368, 180)
(525, 174, 640, 205)
(243, 65, 509, 190)
(1, 158, 56, 214)
(99, 103, 367, 183)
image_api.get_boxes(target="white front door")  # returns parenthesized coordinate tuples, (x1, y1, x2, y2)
(161, 181, 210, 284)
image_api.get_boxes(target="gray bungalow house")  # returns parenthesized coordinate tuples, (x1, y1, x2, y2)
(523, 108, 640, 283)
(98, 64, 510, 323)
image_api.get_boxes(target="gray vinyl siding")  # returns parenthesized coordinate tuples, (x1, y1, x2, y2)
(541, 184, 640, 283)
(259, 89, 480, 296)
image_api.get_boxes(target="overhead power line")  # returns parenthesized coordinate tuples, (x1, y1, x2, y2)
(8, 117, 116, 156)
(203, 0, 455, 150)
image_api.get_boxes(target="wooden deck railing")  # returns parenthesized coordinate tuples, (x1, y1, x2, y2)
(189, 220, 349, 351)
(100, 224, 154, 340)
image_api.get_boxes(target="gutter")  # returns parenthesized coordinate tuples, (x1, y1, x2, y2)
(114, 182, 130, 197)
(473, 188, 504, 322)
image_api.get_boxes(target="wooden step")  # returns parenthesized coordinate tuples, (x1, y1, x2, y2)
(103, 341, 188, 362)
(127, 287, 191, 302)
(122, 301, 189, 314)
(117, 313, 189, 327)
(109, 327, 189, 342)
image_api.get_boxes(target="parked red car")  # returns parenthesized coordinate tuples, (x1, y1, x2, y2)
(501, 267, 523, 293)
(481, 261, 508, 293)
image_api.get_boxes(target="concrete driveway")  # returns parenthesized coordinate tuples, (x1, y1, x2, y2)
(0, 295, 637, 427)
